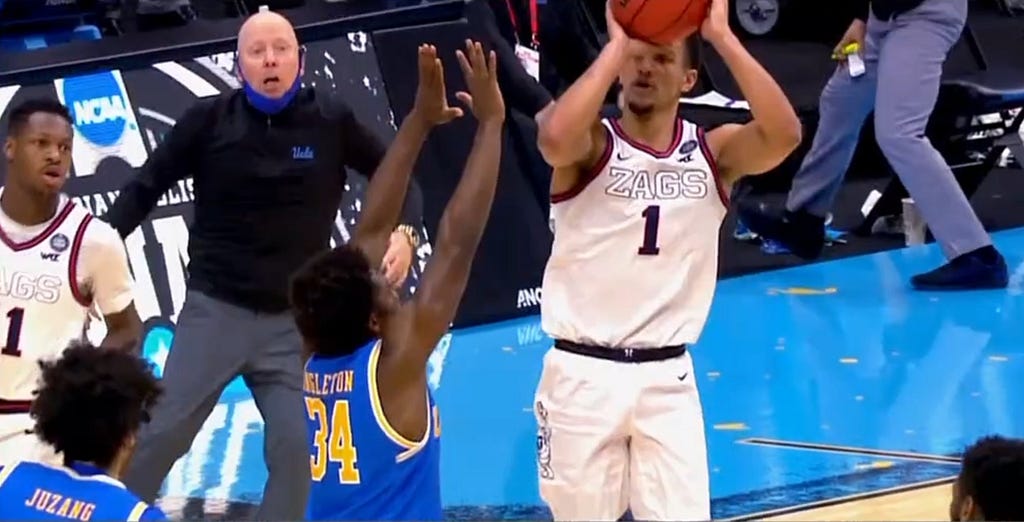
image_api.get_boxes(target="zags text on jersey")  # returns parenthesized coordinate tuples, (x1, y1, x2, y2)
(604, 167, 711, 200)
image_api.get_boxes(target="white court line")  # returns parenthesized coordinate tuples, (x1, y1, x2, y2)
(738, 437, 961, 463)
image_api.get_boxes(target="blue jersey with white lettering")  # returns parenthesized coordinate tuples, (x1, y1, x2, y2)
(0, 461, 165, 521)
(303, 339, 442, 521)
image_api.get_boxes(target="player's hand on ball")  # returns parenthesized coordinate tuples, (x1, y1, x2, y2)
(412, 43, 464, 126)
(604, 0, 627, 43)
(454, 40, 505, 124)
(700, 0, 732, 43)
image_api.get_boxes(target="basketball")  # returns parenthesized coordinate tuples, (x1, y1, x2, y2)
(611, 0, 711, 45)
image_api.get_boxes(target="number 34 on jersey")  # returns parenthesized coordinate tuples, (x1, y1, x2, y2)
(304, 396, 442, 484)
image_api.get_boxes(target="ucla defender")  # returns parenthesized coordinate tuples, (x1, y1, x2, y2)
(0, 99, 142, 467)
(291, 41, 504, 520)
(534, 0, 801, 519)
(0, 341, 165, 520)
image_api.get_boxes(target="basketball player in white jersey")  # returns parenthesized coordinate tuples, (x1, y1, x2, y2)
(533, 0, 802, 519)
(0, 98, 142, 466)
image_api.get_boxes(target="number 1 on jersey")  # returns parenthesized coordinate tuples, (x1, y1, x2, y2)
(2, 307, 25, 357)
(638, 205, 661, 256)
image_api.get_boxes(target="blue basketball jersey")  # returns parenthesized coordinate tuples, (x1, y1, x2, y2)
(0, 461, 165, 521)
(303, 339, 442, 521)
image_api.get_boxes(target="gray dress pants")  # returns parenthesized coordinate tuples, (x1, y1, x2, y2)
(123, 289, 310, 519)
(785, 0, 991, 259)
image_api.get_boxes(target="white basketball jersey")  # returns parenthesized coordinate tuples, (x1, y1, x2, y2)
(542, 117, 729, 348)
(0, 198, 94, 403)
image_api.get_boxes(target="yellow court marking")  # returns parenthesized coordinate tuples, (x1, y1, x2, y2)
(713, 422, 750, 431)
(854, 460, 894, 471)
(767, 287, 839, 296)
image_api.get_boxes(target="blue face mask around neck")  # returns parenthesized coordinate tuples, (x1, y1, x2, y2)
(242, 74, 301, 115)
(237, 49, 304, 115)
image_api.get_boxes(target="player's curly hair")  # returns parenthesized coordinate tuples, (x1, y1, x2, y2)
(6, 98, 73, 137)
(30, 341, 162, 468)
(959, 435, 1024, 520)
(290, 244, 377, 357)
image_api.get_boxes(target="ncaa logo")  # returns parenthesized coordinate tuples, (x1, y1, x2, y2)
(49, 233, 69, 252)
(679, 139, 699, 155)
(61, 72, 136, 148)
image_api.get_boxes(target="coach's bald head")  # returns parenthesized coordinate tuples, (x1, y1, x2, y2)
(236, 9, 303, 102)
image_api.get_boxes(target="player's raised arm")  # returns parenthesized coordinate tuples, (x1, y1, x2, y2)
(536, 2, 627, 179)
(351, 44, 462, 266)
(701, 0, 802, 182)
(384, 40, 504, 372)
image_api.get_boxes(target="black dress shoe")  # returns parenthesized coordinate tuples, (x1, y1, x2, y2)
(910, 246, 1009, 291)
(737, 202, 827, 260)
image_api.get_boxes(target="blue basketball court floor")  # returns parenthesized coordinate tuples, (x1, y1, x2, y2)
(148, 227, 1024, 520)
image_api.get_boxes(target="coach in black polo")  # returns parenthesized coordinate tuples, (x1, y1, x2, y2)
(103, 9, 421, 519)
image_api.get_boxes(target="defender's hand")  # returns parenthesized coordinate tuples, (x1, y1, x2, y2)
(454, 40, 505, 124)
(411, 43, 463, 125)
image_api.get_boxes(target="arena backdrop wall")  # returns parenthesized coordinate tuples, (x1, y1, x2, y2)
(373, 20, 553, 328)
(0, 19, 549, 395)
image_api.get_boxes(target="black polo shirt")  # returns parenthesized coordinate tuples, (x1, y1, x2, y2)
(104, 88, 422, 312)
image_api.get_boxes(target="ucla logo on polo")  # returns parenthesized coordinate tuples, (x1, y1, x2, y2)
(61, 71, 137, 148)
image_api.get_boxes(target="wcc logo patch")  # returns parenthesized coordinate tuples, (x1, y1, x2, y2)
(41, 233, 70, 261)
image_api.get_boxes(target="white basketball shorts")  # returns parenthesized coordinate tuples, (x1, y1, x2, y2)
(534, 346, 710, 521)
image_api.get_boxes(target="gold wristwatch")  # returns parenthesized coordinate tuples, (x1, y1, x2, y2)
(395, 224, 421, 249)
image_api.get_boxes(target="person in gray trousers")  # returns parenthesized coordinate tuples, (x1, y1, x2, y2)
(103, 9, 421, 520)
(739, 0, 1008, 290)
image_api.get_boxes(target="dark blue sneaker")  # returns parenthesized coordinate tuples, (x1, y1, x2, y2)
(737, 201, 826, 260)
(910, 247, 1009, 290)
